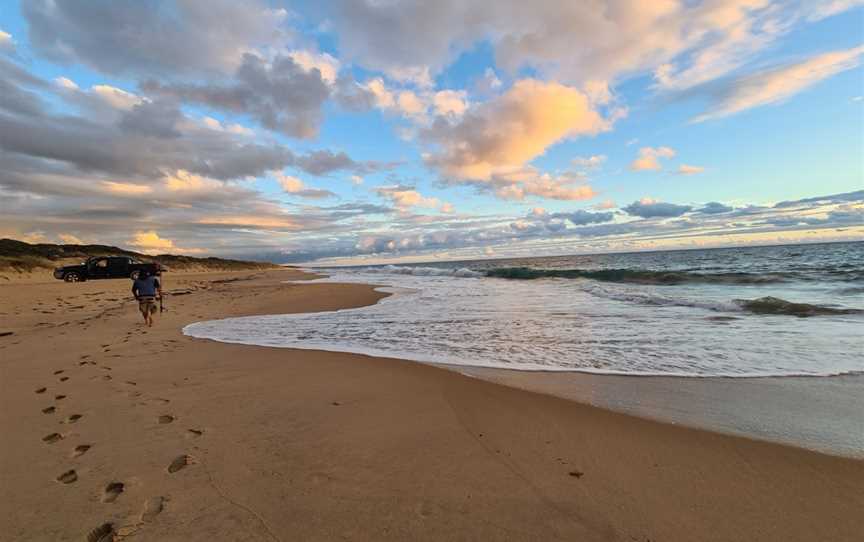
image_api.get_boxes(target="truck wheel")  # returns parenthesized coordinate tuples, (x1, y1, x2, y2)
(64, 272, 81, 282)
(130, 270, 141, 280)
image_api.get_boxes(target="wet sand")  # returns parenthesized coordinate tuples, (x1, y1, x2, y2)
(1, 269, 862, 541)
(453, 368, 864, 459)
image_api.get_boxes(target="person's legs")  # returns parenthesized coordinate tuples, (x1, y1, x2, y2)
(139, 301, 149, 325)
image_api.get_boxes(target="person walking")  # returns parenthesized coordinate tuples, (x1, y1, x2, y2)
(132, 269, 162, 327)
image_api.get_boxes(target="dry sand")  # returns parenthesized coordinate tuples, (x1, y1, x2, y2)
(1, 269, 862, 541)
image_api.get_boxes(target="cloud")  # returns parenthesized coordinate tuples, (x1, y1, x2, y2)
(489, 171, 597, 201)
(773, 189, 864, 208)
(103, 181, 153, 195)
(698, 202, 734, 214)
(593, 199, 616, 210)
(58, 234, 84, 245)
(572, 155, 606, 169)
(23, 0, 288, 77)
(676, 164, 705, 175)
(623, 198, 692, 218)
(276, 173, 336, 199)
(360, 78, 468, 122)
(294, 149, 397, 177)
(129, 230, 175, 253)
(693, 45, 864, 122)
(0, 30, 14, 52)
(630, 147, 676, 171)
(375, 185, 452, 212)
(324, 0, 856, 92)
(432, 90, 469, 117)
(474, 68, 502, 94)
(423, 79, 612, 181)
(142, 53, 331, 139)
(288, 50, 340, 84)
(548, 209, 615, 225)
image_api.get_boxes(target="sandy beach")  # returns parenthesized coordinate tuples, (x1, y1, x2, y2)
(1, 269, 862, 542)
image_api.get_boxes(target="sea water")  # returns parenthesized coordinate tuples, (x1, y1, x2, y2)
(185, 242, 864, 378)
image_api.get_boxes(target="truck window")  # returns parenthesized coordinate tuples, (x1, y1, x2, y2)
(95, 259, 108, 269)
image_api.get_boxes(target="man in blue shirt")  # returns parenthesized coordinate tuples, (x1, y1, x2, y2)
(131, 270, 162, 327)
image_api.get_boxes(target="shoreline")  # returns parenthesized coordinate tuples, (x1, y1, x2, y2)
(2, 269, 862, 541)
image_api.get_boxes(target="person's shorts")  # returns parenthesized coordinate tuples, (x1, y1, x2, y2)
(138, 296, 158, 315)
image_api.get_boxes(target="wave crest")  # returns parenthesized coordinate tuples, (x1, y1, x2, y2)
(734, 296, 864, 317)
(485, 267, 786, 285)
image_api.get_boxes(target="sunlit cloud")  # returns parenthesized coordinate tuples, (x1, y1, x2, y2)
(58, 233, 84, 245)
(129, 230, 175, 253)
(676, 164, 706, 175)
(276, 173, 336, 199)
(103, 181, 153, 195)
(630, 147, 676, 171)
(423, 79, 613, 183)
(375, 185, 452, 213)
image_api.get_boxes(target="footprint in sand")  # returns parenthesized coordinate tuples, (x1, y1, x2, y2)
(63, 414, 83, 424)
(73, 444, 91, 457)
(35, 387, 47, 394)
(42, 406, 56, 414)
(43, 432, 64, 444)
(55, 394, 66, 400)
(158, 415, 175, 424)
(53, 370, 64, 375)
(59, 376, 69, 382)
(167, 455, 192, 473)
(56, 469, 78, 484)
(101, 482, 124, 503)
(186, 429, 204, 438)
(86, 523, 114, 542)
(141, 496, 165, 522)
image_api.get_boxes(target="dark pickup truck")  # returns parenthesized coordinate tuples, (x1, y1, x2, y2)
(53, 256, 162, 282)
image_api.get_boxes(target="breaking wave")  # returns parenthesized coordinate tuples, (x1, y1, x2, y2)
(733, 296, 864, 317)
(487, 267, 790, 285)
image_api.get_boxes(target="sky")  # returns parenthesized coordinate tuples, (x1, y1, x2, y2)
(0, 0, 862, 264)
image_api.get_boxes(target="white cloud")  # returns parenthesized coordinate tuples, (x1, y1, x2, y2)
(572, 155, 606, 169)
(0, 29, 13, 51)
(693, 45, 864, 122)
(630, 147, 676, 171)
(90, 84, 143, 110)
(54, 76, 79, 90)
(432, 90, 468, 117)
(201, 116, 254, 136)
(351, 175, 364, 185)
(475, 68, 502, 94)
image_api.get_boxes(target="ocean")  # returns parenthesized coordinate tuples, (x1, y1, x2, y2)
(183, 241, 864, 456)
(185, 242, 863, 378)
